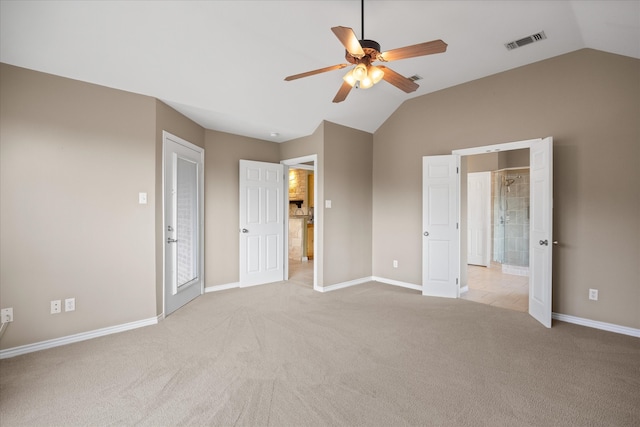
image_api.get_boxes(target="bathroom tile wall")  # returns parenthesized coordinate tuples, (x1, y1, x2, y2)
(493, 169, 530, 267)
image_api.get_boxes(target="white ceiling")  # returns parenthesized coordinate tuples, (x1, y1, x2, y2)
(1, 1, 638, 142)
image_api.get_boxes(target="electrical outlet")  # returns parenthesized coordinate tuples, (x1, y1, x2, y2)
(589, 289, 598, 301)
(393, 260, 398, 268)
(51, 300, 61, 314)
(1, 308, 13, 323)
(65, 298, 75, 312)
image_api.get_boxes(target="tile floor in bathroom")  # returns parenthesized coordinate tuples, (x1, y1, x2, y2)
(461, 263, 529, 312)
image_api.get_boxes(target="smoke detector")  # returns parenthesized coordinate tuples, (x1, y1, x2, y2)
(505, 31, 547, 51)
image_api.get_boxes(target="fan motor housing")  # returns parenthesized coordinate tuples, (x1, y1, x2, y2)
(345, 39, 381, 64)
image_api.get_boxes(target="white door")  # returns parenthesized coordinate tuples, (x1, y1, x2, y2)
(164, 132, 204, 316)
(529, 137, 553, 327)
(239, 160, 285, 286)
(467, 172, 491, 267)
(422, 155, 460, 298)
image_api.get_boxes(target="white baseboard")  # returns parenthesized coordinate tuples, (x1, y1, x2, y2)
(372, 276, 422, 291)
(0, 315, 162, 360)
(316, 276, 373, 293)
(552, 313, 640, 338)
(205, 282, 240, 293)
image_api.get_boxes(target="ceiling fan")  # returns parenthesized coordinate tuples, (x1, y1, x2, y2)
(284, 0, 447, 103)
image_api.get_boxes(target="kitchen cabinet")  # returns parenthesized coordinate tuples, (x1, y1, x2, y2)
(307, 223, 314, 259)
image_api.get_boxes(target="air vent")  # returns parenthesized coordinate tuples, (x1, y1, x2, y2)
(408, 75, 423, 82)
(505, 31, 547, 51)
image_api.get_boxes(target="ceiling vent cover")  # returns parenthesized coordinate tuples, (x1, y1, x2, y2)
(505, 31, 547, 51)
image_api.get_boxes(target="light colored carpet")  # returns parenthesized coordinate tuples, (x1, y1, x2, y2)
(1, 281, 639, 426)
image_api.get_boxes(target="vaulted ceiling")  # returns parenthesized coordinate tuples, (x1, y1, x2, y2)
(1, 1, 638, 142)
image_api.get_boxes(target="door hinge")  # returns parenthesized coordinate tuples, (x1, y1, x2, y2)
(456, 167, 459, 174)
(456, 278, 459, 285)
(456, 223, 459, 229)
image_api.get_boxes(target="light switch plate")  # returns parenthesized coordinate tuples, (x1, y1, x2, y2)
(325, 200, 332, 208)
(139, 192, 147, 204)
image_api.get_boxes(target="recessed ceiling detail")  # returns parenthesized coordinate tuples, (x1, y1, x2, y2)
(505, 31, 547, 51)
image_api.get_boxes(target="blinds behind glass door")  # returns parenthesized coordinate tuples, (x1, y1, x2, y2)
(176, 157, 198, 287)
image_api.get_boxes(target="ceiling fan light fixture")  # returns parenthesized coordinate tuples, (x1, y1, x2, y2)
(352, 63, 367, 81)
(359, 75, 374, 89)
(368, 65, 384, 84)
(343, 70, 357, 86)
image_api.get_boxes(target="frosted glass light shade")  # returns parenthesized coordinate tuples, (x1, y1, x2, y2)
(352, 64, 367, 81)
(343, 71, 357, 86)
(369, 66, 384, 84)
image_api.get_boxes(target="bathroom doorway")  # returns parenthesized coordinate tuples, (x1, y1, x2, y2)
(461, 150, 531, 312)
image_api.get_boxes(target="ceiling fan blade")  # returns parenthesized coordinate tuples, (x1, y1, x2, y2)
(332, 81, 353, 103)
(378, 66, 419, 93)
(379, 40, 447, 62)
(331, 26, 365, 58)
(284, 64, 350, 81)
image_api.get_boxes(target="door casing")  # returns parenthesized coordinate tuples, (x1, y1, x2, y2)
(281, 155, 318, 290)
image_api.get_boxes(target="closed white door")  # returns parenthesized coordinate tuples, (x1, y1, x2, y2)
(164, 132, 204, 316)
(422, 155, 460, 298)
(467, 172, 491, 267)
(239, 160, 284, 286)
(529, 137, 553, 327)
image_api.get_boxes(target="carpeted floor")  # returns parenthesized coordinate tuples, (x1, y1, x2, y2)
(1, 281, 639, 426)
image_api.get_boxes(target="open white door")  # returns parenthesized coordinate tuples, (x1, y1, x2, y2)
(163, 132, 204, 316)
(529, 137, 553, 327)
(239, 160, 285, 287)
(467, 172, 491, 267)
(422, 155, 460, 298)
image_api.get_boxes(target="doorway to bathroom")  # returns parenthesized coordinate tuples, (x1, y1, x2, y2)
(422, 137, 553, 327)
(463, 160, 531, 312)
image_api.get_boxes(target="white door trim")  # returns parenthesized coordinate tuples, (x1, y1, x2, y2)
(281, 155, 318, 290)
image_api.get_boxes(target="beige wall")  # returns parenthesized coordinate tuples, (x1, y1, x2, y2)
(373, 49, 640, 328)
(154, 100, 205, 313)
(279, 121, 373, 287)
(322, 122, 373, 285)
(0, 64, 158, 349)
(280, 123, 325, 285)
(204, 130, 280, 287)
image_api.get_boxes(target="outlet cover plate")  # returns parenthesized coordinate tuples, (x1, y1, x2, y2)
(1, 307, 13, 322)
(51, 300, 61, 314)
(65, 298, 76, 312)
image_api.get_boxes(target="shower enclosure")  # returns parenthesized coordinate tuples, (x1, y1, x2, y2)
(492, 168, 530, 274)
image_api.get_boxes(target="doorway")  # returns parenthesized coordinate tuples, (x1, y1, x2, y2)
(281, 155, 318, 289)
(423, 137, 553, 327)
(462, 157, 531, 312)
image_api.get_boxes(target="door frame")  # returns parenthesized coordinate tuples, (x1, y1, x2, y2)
(162, 131, 205, 317)
(281, 155, 318, 290)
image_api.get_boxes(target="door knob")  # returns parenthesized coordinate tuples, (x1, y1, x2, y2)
(539, 240, 548, 246)
(241, 228, 249, 233)
(424, 231, 429, 237)
(167, 237, 178, 244)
